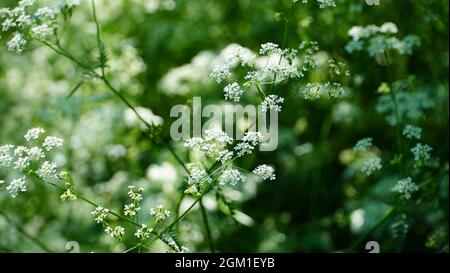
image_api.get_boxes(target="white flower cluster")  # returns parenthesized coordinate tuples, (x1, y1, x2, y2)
(0, 0, 65, 54)
(123, 185, 144, 217)
(210, 64, 232, 83)
(295, 0, 336, 9)
(184, 163, 212, 195)
(219, 168, 245, 186)
(353, 138, 373, 152)
(234, 131, 265, 157)
(411, 143, 432, 163)
(1, 128, 64, 198)
(210, 40, 347, 109)
(393, 177, 419, 200)
(346, 22, 420, 56)
(134, 224, 153, 240)
(150, 204, 171, 223)
(252, 165, 276, 181)
(403, 125, 422, 140)
(299, 60, 349, 101)
(184, 128, 233, 160)
(361, 156, 382, 176)
(91, 206, 110, 224)
(105, 226, 125, 240)
(261, 95, 284, 113)
(223, 82, 244, 102)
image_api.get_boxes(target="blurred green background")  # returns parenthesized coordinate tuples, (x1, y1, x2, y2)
(0, 0, 448, 252)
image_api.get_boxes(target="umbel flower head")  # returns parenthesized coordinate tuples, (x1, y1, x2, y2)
(393, 177, 419, 200)
(0, 127, 64, 198)
(0, 0, 81, 54)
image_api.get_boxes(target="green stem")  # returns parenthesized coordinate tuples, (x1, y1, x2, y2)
(199, 198, 215, 252)
(269, 1, 294, 94)
(384, 50, 402, 153)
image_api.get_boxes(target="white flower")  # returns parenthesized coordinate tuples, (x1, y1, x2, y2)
(260, 42, 282, 55)
(18, 0, 35, 7)
(0, 180, 4, 184)
(411, 143, 432, 162)
(135, 224, 153, 240)
(241, 131, 265, 146)
(37, 161, 58, 178)
(353, 138, 373, 152)
(105, 226, 125, 239)
(187, 164, 212, 185)
(150, 204, 171, 223)
(14, 156, 31, 171)
(244, 71, 264, 85)
(30, 23, 54, 40)
(124, 203, 141, 216)
(301, 83, 322, 101)
(216, 149, 233, 163)
(204, 128, 233, 145)
(223, 82, 244, 102)
(252, 165, 276, 180)
(380, 22, 398, 34)
(184, 137, 205, 151)
(127, 185, 144, 202)
(393, 177, 419, 200)
(219, 168, 245, 186)
(210, 64, 231, 83)
(224, 44, 256, 66)
(27, 147, 45, 160)
(7, 32, 27, 54)
(91, 206, 109, 224)
(24, 127, 46, 142)
(403, 125, 422, 140)
(185, 129, 232, 158)
(34, 7, 56, 20)
(348, 26, 364, 41)
(60, 189, 77, 201)
(43, 136, 64, 151)
(261, 94, 284, 113)
(6, 176, 27, 198)
(235, 131, 265, 157)
(361, 156, 382, 175)
(0, 145, 14, 167)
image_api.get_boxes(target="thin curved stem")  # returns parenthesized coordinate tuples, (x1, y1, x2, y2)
(199, 198, 215, 252)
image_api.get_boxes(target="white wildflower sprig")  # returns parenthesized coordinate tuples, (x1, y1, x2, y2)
(91, 206, 110, 225)
(134, 224, 153, 240)
(353, 138, 374, 152)
(346, 22, 420, 56)
(124, 185, 144, 217)
(105, 226, 125, 240)
(219, 168, 246, 186)
(295, 0, 336, 9)
(150, 204, 171, 223)
(223, 82, 244, 102)
(411, 143, 432, 167)
(261, 95, 284, 113)
(393, 177, 419, 200)
(403, 125, 422, 140)
(252, 165, 276, 181)
(0, 128, 64, 198)
(184, 128, 233, 159)
(361, 156, 382, 176)
(235, 131, 265, 157)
